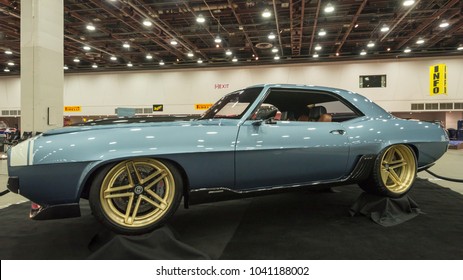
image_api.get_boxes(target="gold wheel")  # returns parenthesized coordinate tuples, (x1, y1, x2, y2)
(379, 145, 416, 194)
(99, 158, 176, 228)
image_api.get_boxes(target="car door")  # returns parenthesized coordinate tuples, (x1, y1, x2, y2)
(234, 120, 350, 190)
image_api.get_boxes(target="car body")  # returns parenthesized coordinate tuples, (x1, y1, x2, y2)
(7, 84, 449, 234)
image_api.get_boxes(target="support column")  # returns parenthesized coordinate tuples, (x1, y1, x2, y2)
(21, 0, 64, 133)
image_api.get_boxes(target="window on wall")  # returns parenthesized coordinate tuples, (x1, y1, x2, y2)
(359, 75, 386, 88)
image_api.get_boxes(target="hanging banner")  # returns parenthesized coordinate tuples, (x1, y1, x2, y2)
(195, 103, 213, 110)
(64, 106, 81, 112)
(429, 64, 447, 96)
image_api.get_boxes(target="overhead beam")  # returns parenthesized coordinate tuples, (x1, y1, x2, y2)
(335, 0, 368, 54)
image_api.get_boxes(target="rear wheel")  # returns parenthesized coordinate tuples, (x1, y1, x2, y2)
(359, 144, 417, 198)
(89, 158, 182, 235)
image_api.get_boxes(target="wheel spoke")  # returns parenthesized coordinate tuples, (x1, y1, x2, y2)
(104, 192, 132, 199)
(384, 149, 395, 164)
(126, 161, 143, 184)
(127, 196, 143, 225)
(144, 171, 167, 190)
(140, 169, 165, 185)
(123, 193, 135, 224)
(389, 161, 407, 169)
(388, 169, 403, 186)
(104, 184, 133, 194)
(141, 192, 167, 210)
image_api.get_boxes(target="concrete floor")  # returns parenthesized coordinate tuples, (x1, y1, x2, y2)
(1, 149, 463, 209)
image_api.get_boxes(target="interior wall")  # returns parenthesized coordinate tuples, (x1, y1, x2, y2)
(1, 56, 462, 116)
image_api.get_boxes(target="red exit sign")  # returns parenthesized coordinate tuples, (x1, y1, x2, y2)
(214, 83, 230, 89)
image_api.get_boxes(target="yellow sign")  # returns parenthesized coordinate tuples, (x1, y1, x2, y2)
(195, 103, 213, 110)
(429, 64, 447, 95)
(153, 104, 164, 112)
(64, 106, 82, 112)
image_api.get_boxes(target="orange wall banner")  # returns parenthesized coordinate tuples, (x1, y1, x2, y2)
(64, 106, 82, 112)
(429, 64, 447, 96)
(195, 104, 213, 110)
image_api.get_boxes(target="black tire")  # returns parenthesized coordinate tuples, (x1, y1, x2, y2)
(89, 158, 183, 235)
(358, 144, 417, 198)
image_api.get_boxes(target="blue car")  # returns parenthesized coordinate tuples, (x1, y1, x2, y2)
(7, 84, 448, 234)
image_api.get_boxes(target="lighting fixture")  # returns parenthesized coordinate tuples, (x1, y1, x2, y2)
(262, 8, 271, 18)
(86, 23, 95, 31)
(142, 19, 152, 27)
(387, 48, 391, 51)
(335, 52, 340, 56)
(225, 49, 232, 56)
(170, 39, 178, 45)
(272, 47, 278, 53)
(314, 44, 322, 51)
(318, 29, 326, 36)
(110, 55, 117, 61)
(214, 36, 222, 43)
(416, 38, 425, 44)
(380, 24, 390, 32)
(146, 53, 153, 59)
(4, 67, 10, 72)
(127, 62, 133, 67)
(274, 55, 280, 60)
(73, 57, 80, 63)
(360, 49, 367, 55)
(186, 51, 193, 57)
(232, 57, 238, 62)
(457, 45, 463, 51)
(439, 20, 449, 28)
(367, 41, 375, 48)
(403, 0, 415, 6)
(313, 53, 319, 58)
(83, 45, 91, 51)
(404, 47, 411, 53)
(4, 50, 13, 55)
(159, 60, 165, 66)
(197, 58, 203, 64)
(92, 63, 98, 68)
(324, 3, 334, 13)
(7, 61, 14, 66)
(63, 65, 69, 70)
(122, 42, 130, 48)
(268, 32, 276, 40)
(196, 14, 205, 23)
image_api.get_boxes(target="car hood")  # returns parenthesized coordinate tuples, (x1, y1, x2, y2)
(43, 119, 235, 136)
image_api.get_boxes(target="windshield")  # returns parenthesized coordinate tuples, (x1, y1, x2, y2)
(198, 87, 263, 119)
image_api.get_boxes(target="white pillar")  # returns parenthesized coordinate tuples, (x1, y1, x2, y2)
(20, 0, 64, 133)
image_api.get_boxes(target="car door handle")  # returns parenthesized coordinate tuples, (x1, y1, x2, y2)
(330, 129, 346, 135)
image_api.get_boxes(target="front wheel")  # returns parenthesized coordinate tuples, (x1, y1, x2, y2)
(89, 158, 183, 235)
(359, 144, 417, 198)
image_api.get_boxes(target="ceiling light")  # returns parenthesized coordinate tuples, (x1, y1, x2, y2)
(403, 0, 415, 6)
(142, 19, 152, 27)
(86, 23, 95, 31)
(324, 3, 334, 13)
(380, 24, 390, 32)
(159, 60, 165, 66)
(197, 58, 203, 64)
(387, 48, 391, 51)
(110, 55, 117, 61)
(404, 47, 411, 53)
(127, 62, 133, 67)
(313, 53, 319, 58)
(122, 42, 130, 48)
(457, 45, 463, 51)
(439, 20, 449, 28)
(318, 29, 326, 36)
(225, 49, 232, 56)
(214, 36, 222, 43)
(336, 52, 340, 56)
(272, 47, 278, 53)
(7, 61, 14, 66)
(268, 32, 276, 40)
(146, 53, 153, 59)
(262, 8, 272, 18)
(170, 39, 178, 45)
(416, 38, 425, 44)
(314, 44, 322, 51)
(92, 63, 98, 68)
(83, 45, 91, 51)
(4, 50, 13, 55)
(232, 57, 238, 62)
(196, 14, 205, 23)
(73, 57, 80, 63)
(63, 65, 69, 70)
(4, 67, 10, 72)
(360, 49, 367, 55)
(187, 51, 194, 57)
(274, 55, 280, 60)
(367, 41, 375, 48)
